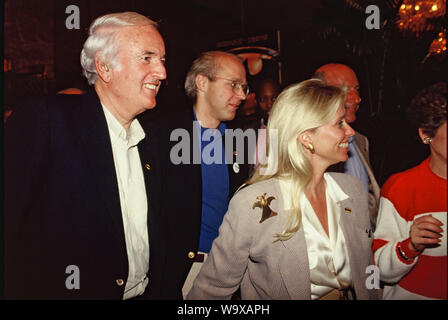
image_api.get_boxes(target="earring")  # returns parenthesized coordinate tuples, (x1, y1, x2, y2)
(307, 143, 315, 154)
(423, 137, 432, 144)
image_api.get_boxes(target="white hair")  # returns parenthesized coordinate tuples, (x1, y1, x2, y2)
(80, 12, 158, 85)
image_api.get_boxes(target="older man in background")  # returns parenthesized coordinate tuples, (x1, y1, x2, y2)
(314, 63, 380, 229)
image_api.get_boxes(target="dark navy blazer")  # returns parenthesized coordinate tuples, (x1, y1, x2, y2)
(4, 90, 193, 299)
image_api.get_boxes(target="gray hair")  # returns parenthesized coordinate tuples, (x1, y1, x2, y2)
(184, 51, 241, 100)
(80, 12, 158, 85)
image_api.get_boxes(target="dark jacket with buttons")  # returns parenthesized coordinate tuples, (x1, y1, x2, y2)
(4, 90, 184, 299)
(157, 107, 251, 294)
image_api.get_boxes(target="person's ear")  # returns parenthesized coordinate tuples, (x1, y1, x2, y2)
(298, 131, 311, 145)
(418, 128, 433, 144)
(195, 74, 208, 94)
(94, 54, 111, 83)
(298, 131, 316, 154)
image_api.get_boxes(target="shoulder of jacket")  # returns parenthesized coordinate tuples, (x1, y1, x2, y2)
(354, 130, 367, 139)
(232, 179, 279, 201)
(354, 131, 369, 145)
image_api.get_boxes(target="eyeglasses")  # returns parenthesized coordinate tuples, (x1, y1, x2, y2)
(214, 76, 249, 97)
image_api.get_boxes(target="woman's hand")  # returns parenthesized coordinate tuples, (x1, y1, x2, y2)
(409, 215, 444, 252)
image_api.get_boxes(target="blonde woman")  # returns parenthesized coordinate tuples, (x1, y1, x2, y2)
(187, 79, 379, 300)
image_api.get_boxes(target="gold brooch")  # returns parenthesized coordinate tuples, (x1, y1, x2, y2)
(252, 193, 278, 223)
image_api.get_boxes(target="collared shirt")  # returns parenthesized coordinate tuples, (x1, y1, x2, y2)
(194, 112, 230, 253)
(102, 104, 149, 300)
(279, 173, 352, 299)
(345, 136, 369, 200)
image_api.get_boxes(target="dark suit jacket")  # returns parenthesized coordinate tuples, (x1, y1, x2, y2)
(162, 107, 251, 198)
(4, 90, 193, 299)
(158, 107, 251, 265)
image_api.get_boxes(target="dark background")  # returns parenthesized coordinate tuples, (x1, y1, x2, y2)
(3, 0, 446, 185)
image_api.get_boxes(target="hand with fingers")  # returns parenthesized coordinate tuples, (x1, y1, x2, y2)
(409, 215, 444, 253)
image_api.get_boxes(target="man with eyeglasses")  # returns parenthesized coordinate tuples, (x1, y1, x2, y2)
(168, 51, 251, 298)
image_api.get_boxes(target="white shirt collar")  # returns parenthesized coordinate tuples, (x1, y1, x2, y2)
(278, 173, 349, 210)
(101, 103, 145, 148)
(323, 173, 349, 203)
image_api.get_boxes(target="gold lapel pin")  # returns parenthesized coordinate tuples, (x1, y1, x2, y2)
(252, 193, 278, 223)
(344, 208, 352, 214)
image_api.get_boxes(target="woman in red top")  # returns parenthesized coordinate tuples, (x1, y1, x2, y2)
(374, 82, 446, 299)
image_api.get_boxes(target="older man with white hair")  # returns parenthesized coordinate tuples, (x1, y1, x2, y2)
(4, 11, 187, 299)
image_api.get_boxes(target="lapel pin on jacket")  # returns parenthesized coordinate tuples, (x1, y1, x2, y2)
(233, 162, 240, 173)
(344, 207, 352, 214)
(252, 193, 278, 223)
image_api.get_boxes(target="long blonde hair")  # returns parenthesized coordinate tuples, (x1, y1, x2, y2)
(248, 79, 345, 241)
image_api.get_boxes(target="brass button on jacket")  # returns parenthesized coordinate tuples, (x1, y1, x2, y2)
(187, 251, 195, 260)
(116, 278, 125, 286)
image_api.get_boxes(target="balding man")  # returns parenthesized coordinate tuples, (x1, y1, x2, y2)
(314, 63, 380, 229)
(175, 51, 251, 298)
